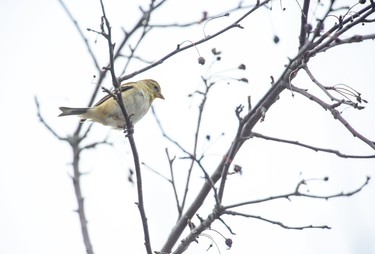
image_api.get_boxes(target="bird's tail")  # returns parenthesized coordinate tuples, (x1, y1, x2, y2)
(58, 107, 90, 117)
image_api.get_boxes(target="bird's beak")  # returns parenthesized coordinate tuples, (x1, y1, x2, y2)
(156, 92, 165, 100)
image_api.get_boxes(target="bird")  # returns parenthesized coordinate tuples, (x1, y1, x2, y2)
(58, 79, 164, 129)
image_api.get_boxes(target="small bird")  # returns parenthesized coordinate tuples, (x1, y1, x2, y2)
(58, 79, 164, 129)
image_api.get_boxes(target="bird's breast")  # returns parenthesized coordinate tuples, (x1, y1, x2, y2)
(122, 89, 151, 124)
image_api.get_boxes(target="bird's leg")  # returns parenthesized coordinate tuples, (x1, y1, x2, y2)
(124, 125, 134, 137)
(123, 113, 135, 136)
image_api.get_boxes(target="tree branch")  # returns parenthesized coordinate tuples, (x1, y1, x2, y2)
(58, 0, 101, 71)
(223, 176, 370, 210)
(303, 64, 367, 109)
(290, 84, 375, 150)
(71, 143, 94, 254)
(168, 175, 369, 253)
(165, 149, 182, 216)
(308, 4, 375, 57)
(223, 211, 331, 230)
(34, 96, 65, 141)
(298, 0, 310, 48)
(251, 132, 375, 158)
(98, 1, 152, 253)
(118, 0, 271, 82)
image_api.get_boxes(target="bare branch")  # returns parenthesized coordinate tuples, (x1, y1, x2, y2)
(98, 1, 153, 253)
(162, 23, 302, 254)
(297, 176, 371, 200)
(71, 144, 94, 254)
(165, 149, 182, 216)
(81, 139, 113, 150)
(170, 173, 370, 254)
(152, 75, 222, 215)
(303, 64, 367, 109)
(34, 96, 65, 141)
(308, 4, 375, 57)
(180, 77, 214, 215)
(290, 84, 375, 150)
(319, 33, 375, 52)
(298, 0, 310, 48)
(223, 211, 331, 230)
(37, 92, 97, 254)
(171, 208, 220, 254)
(217, 217, 236, 235)
(118, 26, 151, 77)
(223, 176, 370, 210)
(148, 2, 257, 29)
(58, 0, 101, 71)
(251, 132, 375, 159)
(151, 106, 192, 156)
(118, 0, 271, 82)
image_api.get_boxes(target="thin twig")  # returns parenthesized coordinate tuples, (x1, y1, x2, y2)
(165, 149, 182, 216)
(99, 1, 152, 253)
(119, 0, 271, 82)
(151, 107, 192, 155)
(148, 3, 256, 28)
(169, 175, 369, 253)
(298, 0, 310, 48)
(71, 143, 94, 254)
(34, 96, 65, 141)
(252, 132, 375, 158)
(222, 176, 370, 210)
(303, 64, 367, 109)
(58, 0, 101, 71)
(290, 84, 375, 150)
(223, 211, 331, 230)
(320, 33, 375, 51)
(308, 4, 375, 57)
(119, 26, 152, 77)
(223, 176, 370, 210)
(180, 77, 214, 217)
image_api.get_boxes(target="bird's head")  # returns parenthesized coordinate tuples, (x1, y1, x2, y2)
(143, 79, 165, 101)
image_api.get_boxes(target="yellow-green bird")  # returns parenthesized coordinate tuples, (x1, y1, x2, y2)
(58, 79, 164, 129)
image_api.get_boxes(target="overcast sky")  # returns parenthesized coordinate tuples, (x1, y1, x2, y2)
(1, 1, 374, 254)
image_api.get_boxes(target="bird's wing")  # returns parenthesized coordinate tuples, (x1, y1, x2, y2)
(94, 84, 135, 107)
